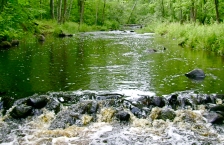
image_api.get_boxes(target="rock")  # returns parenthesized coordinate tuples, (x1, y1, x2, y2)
(49, 101, 100, 129)
(168, 94, 179, 110)
(45, 98, 61, 113)
(158, 108, 176, 121)
(38, 35, 45, 41)
(27, 95, 49, 109)
(11, 40, 19, 46)
(116, 111, 130, 121)
(147, 49, 157, 53)
(0, 101, 3, 110)
(0, 41, 11, 49)
(152, 96, 165, 108)
(59, 33, 66, 37)
(10, 104, 32, 118)
(203, 112, 224, 124)
(79, 101, 99, 114)
(209, 105, 224, 112)
(180, 97, 192, 109)
(131, 106, 142, 118)
(90, 101, 98, 114)
(185, 69, 205, 80)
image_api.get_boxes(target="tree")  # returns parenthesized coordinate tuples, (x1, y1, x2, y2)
(214, 0, 220, 23)
(50, 0, 54, 19)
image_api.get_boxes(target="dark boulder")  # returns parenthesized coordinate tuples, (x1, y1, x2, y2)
(209, 105, 224, 112)
(49, 101, 99, 129)
(180, 97, 193, 109)
(79, 101, 99, 114)
(45, 98, 61, 113)
(49, 107, 77, 129)
(158, 108, 176, 121)
(10, 104, 32, 118)
(11, 40, 19, 46)
(0, 41, 11, 49)
(116, 111, 130, 121)
(0, 101, 3, 110)
(152, 96, 165, 108)
(131, 106, 142, 118)
(203, 112, 224, 124)
(168, 94, 179, 110)
(27, 95, 49, 109)
(185, 69, 205, 80)
(59, 33, 66, 37)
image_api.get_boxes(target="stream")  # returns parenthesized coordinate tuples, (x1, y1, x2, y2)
(0, 31, 224, 144)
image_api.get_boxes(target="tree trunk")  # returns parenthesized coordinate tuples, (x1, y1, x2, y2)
(190, 0, 197, 22)
(102, 0, 106, 25)
(62, 0, 67, 23)
(67, 0, 73, 20)
(214, 0, 220, 23)
(95, 0, 100, 25)
(40, 0, 42, 20)
(127, 1, 137, 24)
(50, 0, 55, 19)
(79, 0, 85, 26)
(161, 0, 165, 17)
(58, 0, 63, 23)
(0, 0, 7, 12)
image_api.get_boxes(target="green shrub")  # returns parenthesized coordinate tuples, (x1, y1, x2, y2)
(154, 22, 224, 55)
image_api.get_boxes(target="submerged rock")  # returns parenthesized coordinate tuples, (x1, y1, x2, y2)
(11, 40, 19, 46)
(131, 106, 142, 118)
(0, 41, 11, 49)
(27, 95, 49, 109)
(168, 94, 179, 110)
(152, 96, 165, 108)
(116, 111, 130, 122)
(185, 69, 205, 80)
(10, 104, 32, 118)
(209, 104, 224, 112)
(45, 98, 61, 113)
(203, 112, 224, 124)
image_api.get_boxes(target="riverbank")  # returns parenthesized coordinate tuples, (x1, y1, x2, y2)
(137, 22, 224, 56)
(156, 23, 224, 56)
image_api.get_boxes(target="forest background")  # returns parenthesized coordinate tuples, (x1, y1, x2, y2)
(0, 0, 224, 55)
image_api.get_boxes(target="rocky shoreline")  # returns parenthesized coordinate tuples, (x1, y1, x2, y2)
(0, 91, 224, 144)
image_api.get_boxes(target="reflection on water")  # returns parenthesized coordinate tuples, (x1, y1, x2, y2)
(0, 31, 224, 99)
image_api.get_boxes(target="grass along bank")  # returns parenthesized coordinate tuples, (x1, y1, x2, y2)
(153, 23, 224, 56)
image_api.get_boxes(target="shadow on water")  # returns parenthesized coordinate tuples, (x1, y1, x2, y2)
(0, 31, 224, 99)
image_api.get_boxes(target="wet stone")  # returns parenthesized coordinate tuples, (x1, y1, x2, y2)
(27, 95, 49, 109)
(131, 106, 142, 118)
(185, 69, 205, 80)
(203, 112, 224, 124)
(209, 104, 224, 112)
(45, 98, 61, 113)
(116, 111, 130, 121)
(152, 96, 166, 108)
(168, 94, 179, 110)
(10, 104, 32, 118)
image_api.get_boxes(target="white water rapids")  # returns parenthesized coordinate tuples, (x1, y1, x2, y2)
(0, 90, 224, 145)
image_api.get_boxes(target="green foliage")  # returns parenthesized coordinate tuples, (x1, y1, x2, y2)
(155, 22, 224, 55)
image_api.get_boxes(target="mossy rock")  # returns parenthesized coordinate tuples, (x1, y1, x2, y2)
(0, 41, 11, 49)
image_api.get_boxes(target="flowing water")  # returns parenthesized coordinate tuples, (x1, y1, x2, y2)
(0, 31, 224, 144)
